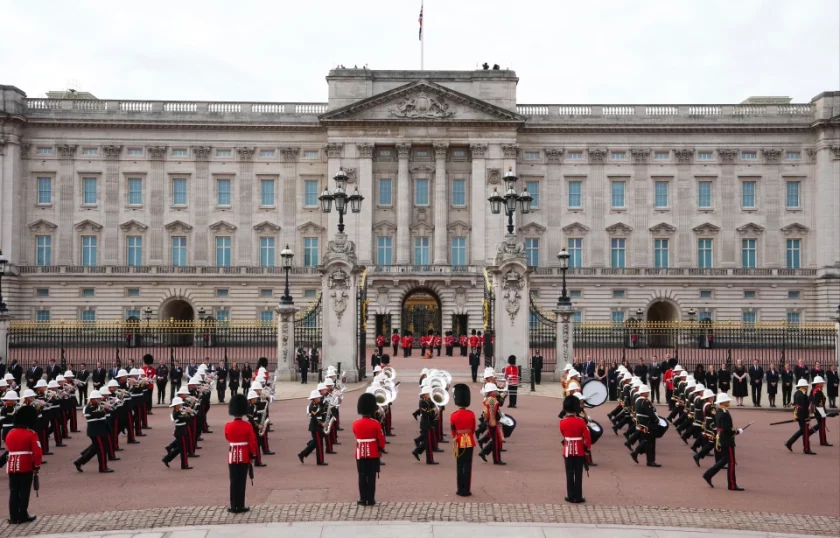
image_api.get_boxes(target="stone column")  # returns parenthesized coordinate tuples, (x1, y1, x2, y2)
(588, 149, 607, 266)
(631, 149, 650, 268)
(356, 143, 375, 265)
(0, 313, 9, 368)
(320, 236, 361, 382)
(545, 148, 564, 263)
(396, 143, 412, 264)
(554, 305, 575, 381)
(275, 303, 297, 381)
(237, 147, 256, 265)
(192, 146, 212, 265)
(815, 146, 840, 269)
(280, 148, 299, 253)
(763, 149, 783, 267)
(674, 149, 695, 265)
(57, 144, 77, 265)
(433, 143, 449, 265)
(147, 146, 167, 265)
(492, 236, 530, 374)
(718, 149, 738, 267)
(470, 144, 488, 264)
(1, 137, 25, 263)
(102, 145, 122, 265)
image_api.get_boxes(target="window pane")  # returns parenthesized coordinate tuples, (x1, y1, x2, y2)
(128, 178, 143, 205)
(414, 237, 430, 265)
(611, 311, 625, 323)
(611, 181, 625, 207)
(37, 177, 52, 204)
(378, 179, 392, 205)
(216, 311, 230, 322)
(698, 181, 712, 208)
(525, 238, 539, 267)
(81, 310, 96, 322)
(786, 181, 800, 208)
(126, 309, 140, 320)
(83, 178, 97, 204)
(376, 236, 392, 265)
(172, 237, 187, 266)
(568, 181, 581, 208)
(451, 237, 466, 265)
(415, 179, 429, 206)
(452, 179, 466, 207)
(36, 235, 52, 266)
(304, 180, 319, 207)
(742, 312, 756, 323)
(217, 179, 231, 205)
(173, 179, 187, 205)
(654, 238, 669, 268)
(82, 236, 97, 266)
(786, 312, 801, 324)
(654, 181, 668, 208)
(610, 238, 626, 268)
(126, 236, 143, 266)
(568, 238, 582, 268)
(741, 239, 756, 268)
(786, 239, 800, 269)
(36, 310, 51, 322)
(260, 311, 274, 322)
(216, 236, 231, 266)
(697, 239, 713, 268)
(572, 312, 582, 323)
(741, 181, 756, 208)
(304, 237, 319, 267)
(260, 237, 275, 267)
(260, 179, 275, 206)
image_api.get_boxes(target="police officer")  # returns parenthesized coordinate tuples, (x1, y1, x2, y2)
(297, 349, 309, 384)
(155, 361, 169, 405)
(468, 350, 480, 383)
(531, 352, 543, 385)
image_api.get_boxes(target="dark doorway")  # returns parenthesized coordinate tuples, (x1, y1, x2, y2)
(160, 299, 196, 346)
(401, 289, 442, 345)
(375, 314, 392, 338)
(646, 300, 679, 348)
(451, 314, 468, 336)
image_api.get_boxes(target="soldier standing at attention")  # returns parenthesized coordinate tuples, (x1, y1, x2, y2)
(297, 350, 310, 384)
(503, 356, 520, 408)
(5, 405, 42, 524)
(532, 352, 543, 385)
(225, 393, 258, 513)
(702, 393, 745, 491)
(353, 392, 386, 506)
(468, 350, 480, 383)
(391, 329, 400, 356)
(375, 333, 386, 355)
(459, 333, 468, 357)
(450, 384, 476, 497)
(559, 395, 591, 503)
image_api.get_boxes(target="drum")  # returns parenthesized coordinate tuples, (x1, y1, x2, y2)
(588, 419, 603, 445)
(500, 414, 516, 438)
(652, 416, 670, 438)
(581, 379, 608, 408)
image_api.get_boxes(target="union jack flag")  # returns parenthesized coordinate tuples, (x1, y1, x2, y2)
(418, 3, 423, 40)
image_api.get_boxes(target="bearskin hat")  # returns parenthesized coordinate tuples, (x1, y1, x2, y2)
(257, 357, 269, 369)
(228, 393, 249, 417)
(508, 355, 517, 365)
(562, 395, 581, 416)
(357, 392, 377, 417)
(14, 405, 38, 430)
(381, 355, 391, 365)
(453, 383, 470, 407)
(143, 354, 154, 365)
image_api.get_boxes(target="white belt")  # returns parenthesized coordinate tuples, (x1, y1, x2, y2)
(8, 451, 33, 455)
(86, 417, 106, 422)
(565, 437, 583, 441)
(356, 438, 376, 443)
(229, 442, 248, 446)
(174, 422, 186, 426)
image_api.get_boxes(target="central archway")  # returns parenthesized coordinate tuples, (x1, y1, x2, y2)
(160, 299, 195, 322)
(401, 289, 442, 344)
(645, 300, 680, 348)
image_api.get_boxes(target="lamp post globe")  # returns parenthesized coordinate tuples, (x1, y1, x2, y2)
(635, 308, 644, 320)
(197, 307, 206, 321)
(687, 308, 697, 322)
(280, 244, 294, 305)
(488, 188, 503, 214)
(556, 248, 572, 308)
(143, 307, 152, 322)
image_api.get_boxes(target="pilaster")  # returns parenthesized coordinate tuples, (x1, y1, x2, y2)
(631, 149, 650, 268)
(357, 143, 375, 265)
(396, 143, 411, 264)
(280, 147, 299, 253)
(147, 146, 167, 264)
(237, 147, 256, 265)
(470, 144, 487, 264)
(103, 145, 122, 265)
(815, 145, 840, 268)
(674, 149, 694, 265)
(433, 142, 448, 264)
(0, 137, 23, 262)
(57, 144, 77, 265)
(545, 148, 564, 263)
(719, 149, 737, 267)
(192, 146, 211, 265)
(588, 148, 607, 266)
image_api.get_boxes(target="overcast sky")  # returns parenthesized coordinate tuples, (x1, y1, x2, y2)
(3, 0, 838, 104)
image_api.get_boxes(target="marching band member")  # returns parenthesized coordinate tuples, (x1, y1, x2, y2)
(162, 397, 193, 470)
(5, 405, 42, 525)
(252, 382, 275, 455)
(572, 393, 597, 467)
(45, 380, 66, 447)
(785, 378, 816, 454)
(225, 393, 258, 513)
(808, 376, 832, 447)
(244, 390, 265, 467)
(353, 392, 386, 506)
(630, 384, 661, 467)
(97, 386, 119, 462)
(478, 383, 505, 465)
(128, 369, 147, 435)
(298, 389, 327, 465)
(693, 389, 717, 466)
(503, 356, 520, 408)
(450, 384, 476, 497)
(559, 363, 573, 394)
(559, 395, 591, 504)
(73, 390, 112, 473)
(412, 385, 438, 464)
(702, 393, 745, 490)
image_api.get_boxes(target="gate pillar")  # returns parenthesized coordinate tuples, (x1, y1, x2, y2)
(0, 313, 9, 369)
(490, 234, 531, 377)
(274, 304, 297, 382)
(553, 304, 575, 381)
(320, 233, 363, 383)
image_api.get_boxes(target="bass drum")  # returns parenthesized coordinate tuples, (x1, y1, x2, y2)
(587, 419, 604, 445)
(581, 379, 608, 408)
(500, 414, 516, 438)
(652, 417, 670, 438)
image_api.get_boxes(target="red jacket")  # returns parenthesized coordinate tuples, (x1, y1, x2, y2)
(141, 365, 156, 381)
(559, 416, 591, 457)
(391, 334, 400, 345)
(444, 336, 455, 347)
(5, 427, 43, 473)
(376, 335, 386, 347)
(663, 369, 674, 390)
(450, 408, 476, 448)
(401, 336, 411, 349)
(504, 365, 520, 386)
(433, 336, 442, 347)
(352, 417, 386, 459)
(468, 336, 479, 348)
(420, 336, 429, 348)
(459, 336, 468, 347)
(224, 418, 258, 464)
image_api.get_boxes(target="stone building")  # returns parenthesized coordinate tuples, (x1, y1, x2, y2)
(0, 70, 838, 335)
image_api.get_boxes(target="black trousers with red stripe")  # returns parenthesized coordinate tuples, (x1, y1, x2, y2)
(301, 430, 325, 463)
(479, 426, 502, 463)
(456, 447, 473, 495)
(164, 433, 190, 468)
(703, 445, 738, 489)
(78, 433, 108, 471)
(786, 419, 811, 452)
(809, 416, 829, 445)
(413, 428, 436, 463)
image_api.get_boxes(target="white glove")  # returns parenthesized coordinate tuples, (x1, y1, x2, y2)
(737, 428, 744, 435)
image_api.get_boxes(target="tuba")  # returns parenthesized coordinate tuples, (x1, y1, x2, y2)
(430, 386, 450, 408)
(381, 366, 396, 382)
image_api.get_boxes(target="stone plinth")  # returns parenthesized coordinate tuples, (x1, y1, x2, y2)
(274, 303, 297, 381)
(320, 233, 362, 383)
(491, 234, 530, 376)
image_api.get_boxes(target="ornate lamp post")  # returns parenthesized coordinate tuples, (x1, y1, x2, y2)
(319, 168, 364, 234)
(143, 306, 153, 323)
(197, 307, 207, 321)
(687, 308, 697, 322)
(0, 249, 8, 314)
(556, 248, 572, 308)
(635, 308, 644, 321)
(488, 167, 532, 234)
(280, 244, 294, 305)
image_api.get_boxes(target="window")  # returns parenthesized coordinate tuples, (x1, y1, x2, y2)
(303, 150, 319, 159)
(376, 236, 392, 265)
(171, 237, 187, 266)
(788, 290, 801, 299)
(610, 181, 625, 207)
(786, 312, 801, 324)
(610, 238, 626, 268)
(611, 151, 626, 160)
(37, 177, 52, 204)
(216, 310, 230, 323)
(304, 237, 319, 267)
(451, 237, 467, 265)
(172, 149, 188, 157)
(697, 239, 713, 268)
(260, 289, 273, 297)
(742, 312, 756, 324)
(216, 149, 232, 158)
(304, 180, 319, 207)
(128, 178, 143, 205)
(452, 179, 467, 207)
(741, 181, 756, 208)
(379, 149, 392, 158)
(612, 290, 625, 299)
(126, 309, 140, 320)
(260, 237, 275, 267)
(451, 149, 465, 158)
(303, 289, 317, 298)
(525, 238, 539, 267)
(378, 178, 393, 206)
(741, 239, 756, 268)
(567, 151, 583, 160)
(699, 311, 713, 322)
(744, 290, 756, 299)
(785, 151, 801, 160)
(611, 311, 625, 323)
(525, 151, 541, 160)
(259, 150, 275, 158)
(82, 236, 97, 266)
(81, 310, 96, 322)
(260, 179, 275, 206)
(217, 179, 231, 206)
(654, 181, 668, 208)
(82, 288, 95, 297)
(526, 181, 539, 208)
(260, 311, 274, 323)
(414, 179, 429, 206)
(568, 238, 582, 268)
(569, 290, 582, 299)
(653, 151, 669, 160)
(36, 235, 52, 266)
(36, 310, 51, 322)
(568, 181, 582, 208)
(82, 148, 98, 156)
(172, 178, 187, 205)
(697, 151, 713, 160)
(127, 148, 143, 156)
(82, 177, 97, 204)
(700, 290, 712, 299)
(217, 288, 229, 297)
(415, 150, 429, 158)
(572, 311, 582, 323)
(215, 236, 232, 266)
(127, 288, 140, 297)
(36, 288, 49, 297)
(414, 237, 430, 265)
(786, 181, 800, 208)
(126, 236, 143, 266)
(786, 239, 801, 269)
(37, 147, 53, 155)
(698, 181, 712, 208)
(741, 151, 757, 160)
(654, 239, 669, 268)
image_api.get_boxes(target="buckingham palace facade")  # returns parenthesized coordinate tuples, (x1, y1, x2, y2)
(0, 69, 838, 332)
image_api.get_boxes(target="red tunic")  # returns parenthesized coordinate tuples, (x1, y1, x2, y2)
(559, 416, 591, 457)
(504, 365, 520, 386)
(420, 336, 429, 348)
(224, 417, 258, 464)
(459, 336, 468, 347)
(352, 417, 386, 459)
(141, 365, 156, 380)
(401, 336, 411, 349)
(663, 369, 674, 390)
(449, 408, 476, 448)
(433, 336, 442, 348)
(391, 334, 400, 345)
(445, 336, 455, 348)
(376, 335, 386, 348)
(5, 427, 43, 473)
(468, 336, 479, 348)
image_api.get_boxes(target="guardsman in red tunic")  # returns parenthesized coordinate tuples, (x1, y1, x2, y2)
(5, 405, 42, 525)
(503, 356, 520, 408)
(468, 330, 479, 356)
(444, 332, 455, 356)
(401, 333, 412, 357)
(391, 329, 400, 356)
(353, 392, 386, 506)
(433, 332, 443, 356)
(459, 334, 468, 356)
(375, 334, 386, 354)
(559, 396, 592, 503)
(450, 384, 476, 497)
(225, 394, 259, 513)
(419, 333, 429, 356)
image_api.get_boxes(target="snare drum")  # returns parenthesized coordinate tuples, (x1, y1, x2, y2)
(588, 419, 604, 444)
(500, 414, 516, 438)
(653, 416, 670, 438)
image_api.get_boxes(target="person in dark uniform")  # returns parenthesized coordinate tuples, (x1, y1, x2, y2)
(827, 364, 839, 409)
(478, 383, 505, 465)
(468, 351, 480, 383)
(781, 363, 794, 407)
(215, 362, 228, 403)
(532, 353, 544, 385)
(353, 392, 386, 506)
(559, 395, 591, 503)
(162, 396, 193, 470)
(748, 359, 764, 407)
(370, 350, 383, 371)
(45, 359, 61, 382)
(73, 391, 113, 473)
(91, 362, 106, 395)
(717, 363, 731, 395)
(765, 363, 779, 407)
(503, 356, 520, 408)
(375, 334, 386, 355)
(297, 389, 327, 465)
(296, 350, 309, 384)
(630, 384, 661, 467)
(648, 360, 662, 404)
(411, 386, 438, 464)
(169, 361, 183, 402)
(225, 393, 258, 513)
(154, 361, 169, 405)
(5, 405, 42, 525)
(785, 378, 816, 454)
(808, 376, 832, 447)
(75, 363, 90, 405)
(702, 392, 745, 490)
(25, 361, 43, 390)
(390, 329, 400, 356)
(634, 359, 648, 385)
(449, 384, 475, 497)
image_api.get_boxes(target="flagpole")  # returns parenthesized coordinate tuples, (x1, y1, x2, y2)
(420, 1, 424, 70)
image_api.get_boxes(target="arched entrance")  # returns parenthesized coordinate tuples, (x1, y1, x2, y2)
(401, 289, 442, 344)
(645, 300, 679, 348)
(160, 299, 195, 322)
(646, 300, 679, 323)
